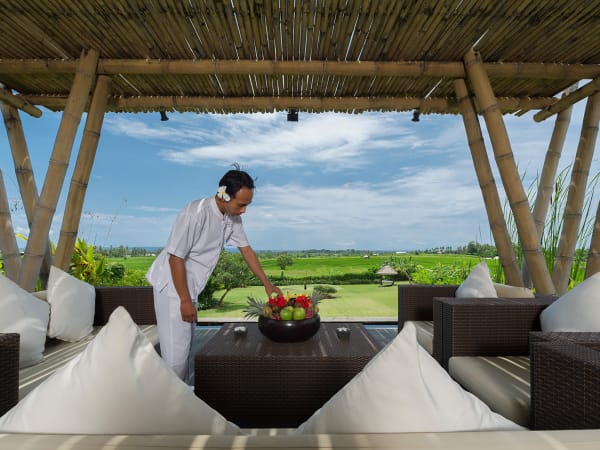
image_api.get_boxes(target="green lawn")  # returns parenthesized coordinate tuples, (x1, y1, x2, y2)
(199, 283, 401, 319)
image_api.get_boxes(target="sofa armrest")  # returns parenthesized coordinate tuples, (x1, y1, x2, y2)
(0, 333, 19, 417)
(398, 284, 458, 331)
(94, 286, 156, 325)
(530, 332, 600, 430)
(432, 296, 556, 368)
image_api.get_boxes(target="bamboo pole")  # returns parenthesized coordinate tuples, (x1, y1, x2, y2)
(534, 77, 600, 123)
(552, 92, 600, 293)
(1, 59, 598, 80)
(464, 48, 556, 295)
(521, 92, 574, 287)
(0, 169, 21, 281)
(55, 76, 112, 270)
(586, 200, 600, 278)
(18, 49, 98, 292)
(0, 87, 42, 118)
(1, 101, 53, 287)
(454, 78, 522, 285)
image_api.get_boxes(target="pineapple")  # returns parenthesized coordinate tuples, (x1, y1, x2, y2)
(243, 296, 269, 319)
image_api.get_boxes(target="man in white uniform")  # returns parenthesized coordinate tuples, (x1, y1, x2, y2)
(146, 169, 281, 380)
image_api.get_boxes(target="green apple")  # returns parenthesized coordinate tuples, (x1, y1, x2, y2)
(280, 306, 294, 321)
(293, 307, 306, 320)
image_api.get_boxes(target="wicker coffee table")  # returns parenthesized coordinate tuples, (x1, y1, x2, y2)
(194, 322, 384, 427)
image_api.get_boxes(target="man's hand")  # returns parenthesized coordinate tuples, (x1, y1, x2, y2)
(180, 299, 197, 323)
(265, 282, 283, 298)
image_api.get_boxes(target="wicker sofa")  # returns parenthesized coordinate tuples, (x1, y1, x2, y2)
(431, 296, 600, 430)
(0, 286, 157, 417)
(397, 284, 459, 354)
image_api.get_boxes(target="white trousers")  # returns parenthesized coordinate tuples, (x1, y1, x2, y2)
(153, 286, 195, 381)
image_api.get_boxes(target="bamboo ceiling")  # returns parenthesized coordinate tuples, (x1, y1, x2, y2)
(0, 0, 599, 116)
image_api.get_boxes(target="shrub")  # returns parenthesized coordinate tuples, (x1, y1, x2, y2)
(312, 285, 337, 298)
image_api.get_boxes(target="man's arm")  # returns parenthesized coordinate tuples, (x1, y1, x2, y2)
(168, 254, 198, 323)
(238, 245, 282, 297)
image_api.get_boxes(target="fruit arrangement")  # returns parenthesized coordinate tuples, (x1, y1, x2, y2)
(244, 292, 320, 321)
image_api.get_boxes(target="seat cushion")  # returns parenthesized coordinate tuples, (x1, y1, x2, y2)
(449, 356, 530, 427)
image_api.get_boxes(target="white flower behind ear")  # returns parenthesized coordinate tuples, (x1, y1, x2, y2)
(217, 186, 231, 202)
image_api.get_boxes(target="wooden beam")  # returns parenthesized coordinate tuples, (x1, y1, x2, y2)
(552, 92, 600, 294)
(0, 86, 42, 118)
(454, 78, 522, 286)
(55, 76, 112, 270)
(534, 77, 600, 122)
(464, 48, 556, 295)
(21, 94, 557, 115)
(19, 49, 99, 292)
(0, 59, 598, 80)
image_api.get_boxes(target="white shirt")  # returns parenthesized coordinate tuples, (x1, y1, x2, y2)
(146, 197, 249, 299)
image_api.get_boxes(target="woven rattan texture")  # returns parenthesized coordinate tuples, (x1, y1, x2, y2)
(397, 284, 458, 330)
(94, 286, 156, 325)
(433, 296, 556, 368)
(530, 332, 600, 430)
(195, 322, 383, 428)
(0, 333, 19, 416)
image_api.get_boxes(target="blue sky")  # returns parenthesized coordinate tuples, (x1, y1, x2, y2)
(0, 101, 598, 251)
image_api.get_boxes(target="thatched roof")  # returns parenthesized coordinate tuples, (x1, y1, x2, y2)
(0, 1, 599, 116)
(376, 265, 398, 276)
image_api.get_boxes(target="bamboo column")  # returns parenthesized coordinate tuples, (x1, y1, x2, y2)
(1, 101, 53, 286)
(521, 98, 574, 286)
(586, 200, 600, 277)
(464, 48, 556, 295)
(0, 169, 21, 280)
(552, 92, 600, 294)
(454, 78, 522, 286)
(18, 49, 98, 291)
(55, 75, 112, 270)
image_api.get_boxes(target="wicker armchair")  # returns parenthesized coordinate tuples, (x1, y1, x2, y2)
(397, 284, 459, 330)
(530, 332, 600, 430)
(431, 296, 555, 369)
(429, 296, 600, 430)
(0, 286, 156, 417)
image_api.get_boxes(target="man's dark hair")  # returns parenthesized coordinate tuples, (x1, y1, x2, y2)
(219, 169, 255, 198)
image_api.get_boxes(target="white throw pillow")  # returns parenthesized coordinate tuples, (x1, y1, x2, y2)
(296, 322, 521, 434)
(0, 275, 49, 368)
(47, 265, 95, 341)
(540, 271, 600, 332)
(493, 282, 535, 298)
(0, 307, 241, 435)
(456, 261, 497, 298)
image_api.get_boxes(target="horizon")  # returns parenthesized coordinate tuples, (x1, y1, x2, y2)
(1, 101, 598, 251)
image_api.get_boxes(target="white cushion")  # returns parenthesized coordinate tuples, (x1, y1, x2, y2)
(456, 261, 497, 298)
(0, 307, 241, 435)
(47, 265, 95, 341)
(540, 271, 600, 332)
(295, 322, 522, 434)
(493, 283, 535, 298)
(0, 275, 49, 368)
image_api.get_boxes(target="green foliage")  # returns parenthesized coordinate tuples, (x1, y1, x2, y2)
(411, 262, 475, 285)
(276, 254, 294, 270)
(210, 251, 252, 304)
(312, 284, 337, 298)
(197, 276, 221, 310)
(70, 238, 106, 284)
